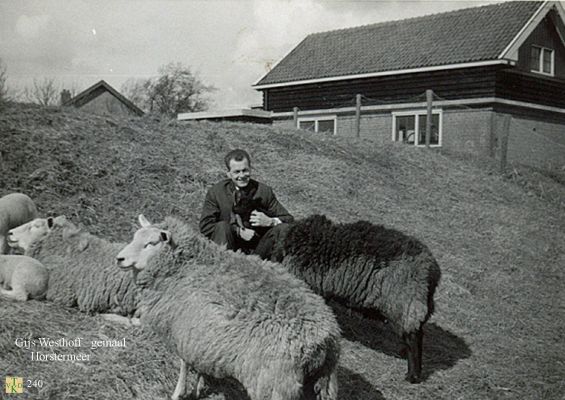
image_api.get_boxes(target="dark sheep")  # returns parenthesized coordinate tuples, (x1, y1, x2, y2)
(255, 214, 441, 383)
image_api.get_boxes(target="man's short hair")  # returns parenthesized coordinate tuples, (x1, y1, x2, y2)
(224, 149, 251, 170)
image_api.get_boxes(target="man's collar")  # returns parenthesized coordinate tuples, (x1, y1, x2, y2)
(225, 179, 258, 194)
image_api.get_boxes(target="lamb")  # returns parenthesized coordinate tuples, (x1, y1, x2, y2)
(7, 216, 138, 316)
(116, 214, 341, 400)
(232, 189, 267, 230)
(0, 193, 39, 254)
(254, 214, 441, 384)
(0, 255, 48, 301)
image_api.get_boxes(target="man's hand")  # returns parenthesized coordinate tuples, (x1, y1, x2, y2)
(250, 211, 274, 227)
(238, 227, 256, 241)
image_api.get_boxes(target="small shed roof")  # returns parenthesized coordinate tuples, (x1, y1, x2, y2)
(64, 80, 144, 116)
(177, 108, 272, 121)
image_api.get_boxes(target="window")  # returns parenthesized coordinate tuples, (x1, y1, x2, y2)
(531, 45, 554, 76)
(299, 120, 315, 132)
(298, 116, 336, 135)
(392, 110, 442, 147)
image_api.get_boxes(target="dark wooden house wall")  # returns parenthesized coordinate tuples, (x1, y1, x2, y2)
(496, 69, 565, 109)
(516, 10, 565, 78)
(263, 63, 565, 114)
(263, 66, 502, 113)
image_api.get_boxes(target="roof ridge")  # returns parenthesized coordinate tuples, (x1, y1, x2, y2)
(307, 1, 541, 37)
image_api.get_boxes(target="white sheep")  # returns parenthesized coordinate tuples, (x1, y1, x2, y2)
(0, 255, 48, 301)
(0, 193, 39, 254)
(8, 216, 138, 317)
(116, 215, 341, 400)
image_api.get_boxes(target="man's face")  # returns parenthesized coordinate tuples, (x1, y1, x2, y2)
(227, 158, 251, 188)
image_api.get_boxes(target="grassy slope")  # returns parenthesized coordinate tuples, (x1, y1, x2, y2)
(0, 103, 564, 399)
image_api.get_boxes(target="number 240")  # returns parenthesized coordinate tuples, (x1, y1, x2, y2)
(26, 380, 43, 388)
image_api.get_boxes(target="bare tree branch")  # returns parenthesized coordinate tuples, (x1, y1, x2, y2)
(25, 78, 60, 106)
(122, 63, 215, 117)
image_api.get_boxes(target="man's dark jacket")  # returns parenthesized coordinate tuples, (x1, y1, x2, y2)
(199, 178, 294, 239)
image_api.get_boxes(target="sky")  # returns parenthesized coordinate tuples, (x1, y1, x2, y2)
(0, 0, 542, 109)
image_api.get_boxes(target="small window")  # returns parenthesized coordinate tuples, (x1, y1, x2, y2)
(299, 120, 315, 132)
(298, 116, 336, 135)
(531, 45, 554, 76)
(394, 115, 416, 144)
(392, 110, 442, 147)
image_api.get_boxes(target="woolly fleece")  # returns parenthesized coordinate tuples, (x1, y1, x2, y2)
(27, 217, 137, 315)
(0, 193, 38, 254)
(133, 216, 341, 400)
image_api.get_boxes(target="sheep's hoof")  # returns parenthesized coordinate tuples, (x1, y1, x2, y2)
(405, 373, 421, 384)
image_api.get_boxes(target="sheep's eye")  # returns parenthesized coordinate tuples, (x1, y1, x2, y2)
(144, 241, 159, 248)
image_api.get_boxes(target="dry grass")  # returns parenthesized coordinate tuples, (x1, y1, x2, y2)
(1, 102, 564, 399)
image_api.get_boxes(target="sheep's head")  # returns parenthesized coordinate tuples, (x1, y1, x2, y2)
(116, 214, 172, 273)
(7, 216, 67, 252)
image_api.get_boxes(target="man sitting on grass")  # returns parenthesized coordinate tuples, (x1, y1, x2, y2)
(199, 149, 294, 254)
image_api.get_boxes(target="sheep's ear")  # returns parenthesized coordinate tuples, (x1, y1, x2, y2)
(139, 214, 151, 227)
(78, 236, 90, 252)
(52, 215, 67, 227)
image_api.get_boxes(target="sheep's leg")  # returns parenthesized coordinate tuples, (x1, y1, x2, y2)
(171, 359, 187, 400)
(190, 374, 205, 399)
(0, 236, 7, 255)
(403, 329, 423, 383)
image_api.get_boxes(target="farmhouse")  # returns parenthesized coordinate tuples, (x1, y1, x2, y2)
(62, 80, 144, 117)
(254, 1, 565, 169)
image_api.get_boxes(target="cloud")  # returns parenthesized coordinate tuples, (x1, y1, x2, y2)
(15, 14, 50, 39)
(1, 0, 514, 109)
(224, 0, 380, 108)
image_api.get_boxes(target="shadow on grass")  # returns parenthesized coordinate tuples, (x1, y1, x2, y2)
(330, 301, 471, 382)
(198, 367, 384, 400)
(339, 367, 386, 399)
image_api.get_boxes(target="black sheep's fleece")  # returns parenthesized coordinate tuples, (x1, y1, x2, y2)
(269, 214, 441, 334)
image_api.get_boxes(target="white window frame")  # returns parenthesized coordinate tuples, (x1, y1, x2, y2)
(391, 109, 443, 147)
(297, 115, 337, 135)
(531, 45, 555, 76)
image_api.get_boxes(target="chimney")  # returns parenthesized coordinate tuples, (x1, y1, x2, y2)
(60, 89, 71, 105)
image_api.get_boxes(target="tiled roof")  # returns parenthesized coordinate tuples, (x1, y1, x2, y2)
(255, 1, 543, 86)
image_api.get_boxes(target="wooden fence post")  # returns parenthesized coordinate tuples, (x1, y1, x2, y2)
(355, 94, 362, 138)
(499, 115, 511, 173)
(489, 112, 497, 158)
(293, 107, 298, 128)
(425, 89, 433, 148)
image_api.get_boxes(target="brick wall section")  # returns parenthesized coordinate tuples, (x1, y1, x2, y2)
(274, 108, 565, 169)
(274, 111, 391, 143)
(506, 115, 565, 169)
(339, 113, 391, 144)
(442, 109, 493, 154)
